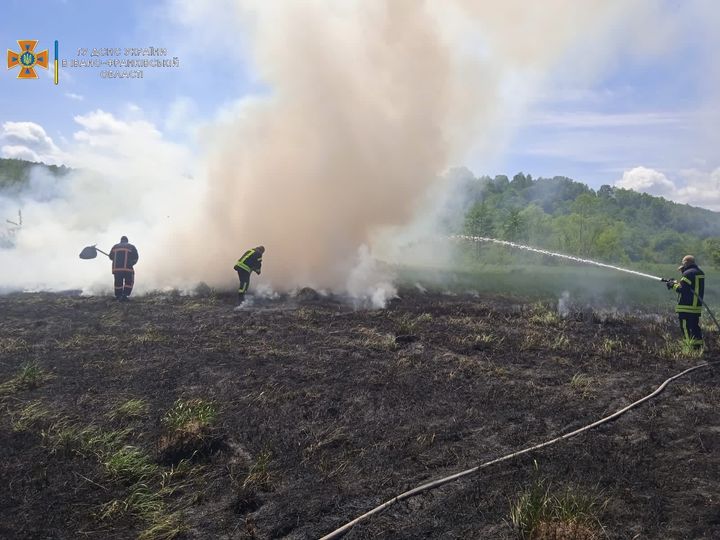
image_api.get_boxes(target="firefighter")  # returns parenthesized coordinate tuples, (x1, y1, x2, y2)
(666, 254, 705, 350)
(109, 236, 139, 301)
(234, 246, 265, 305)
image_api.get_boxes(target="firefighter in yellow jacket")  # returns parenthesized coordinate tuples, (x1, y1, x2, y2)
(234, 246, 264, 304)
(666, 254, 705, 350)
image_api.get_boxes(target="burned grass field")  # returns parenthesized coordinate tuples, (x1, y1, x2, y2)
(1, 289, 719, 539)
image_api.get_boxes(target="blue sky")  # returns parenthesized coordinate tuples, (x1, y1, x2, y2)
(1, 0, 719, 208)
(0, 0, 257, 147)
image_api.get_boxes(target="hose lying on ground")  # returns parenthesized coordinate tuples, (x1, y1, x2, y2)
(319, 361, 717, 540)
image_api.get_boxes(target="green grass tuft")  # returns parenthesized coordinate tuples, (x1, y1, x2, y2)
(162, 399, 217, 433)
(108, 398, 149, 422)
(510, 468, 606, 539)
(0, 361, 51, 394)
(104, 445, 159, 482)
(242, 449, 274, 491)
(10, 401, 51, 431)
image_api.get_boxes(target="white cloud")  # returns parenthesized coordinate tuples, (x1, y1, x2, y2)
(615, 166, 720, 210)
(616, 166, 676, 197)
(68, 110, 178, 176)
(0, 121, 66, 165)
(528, 111, 689, 129)
(1, 145, 42, 162)
(73, 110, 130, 134)
(2, 121, 56, 149)
(64, 92, 84, 101)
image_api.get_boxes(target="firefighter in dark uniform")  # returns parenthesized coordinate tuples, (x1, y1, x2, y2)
(666, 254, 704, 350)
(109, 236, 139, 301)
(234, 246, 264, 304)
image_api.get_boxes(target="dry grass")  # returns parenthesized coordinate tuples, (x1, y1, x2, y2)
(356, 327, 397, 351)
(108, 398, 149, 422)
(0, 337, 30, 354)
(569, 374, 594, 399)
(10, 400, 51, 431)
(0, 361, 52, 394)
(510, 470, 606, 540)
(242, 449, 274, 491)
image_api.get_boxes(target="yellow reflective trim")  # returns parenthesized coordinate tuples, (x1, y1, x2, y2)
(239, 249, 255, 265)
(676, 306, 702, 314)
(681, 276, 692, 285)
(693, 274, 704, 308)
(682, 319, 690, 341)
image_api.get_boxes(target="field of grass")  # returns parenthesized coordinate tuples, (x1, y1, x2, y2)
(399, 258, 719, 313)
(1, 288, 719, 538)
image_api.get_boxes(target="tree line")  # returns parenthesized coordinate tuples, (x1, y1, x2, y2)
(2, 158, 719, 267)
(0, 158, 70, 192)
(458, 170, 720, 267)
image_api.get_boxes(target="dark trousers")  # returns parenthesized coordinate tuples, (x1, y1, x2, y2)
(114, 271, 134, 299)
(237, 269, 251, 304)
(678, 313, 703, 349)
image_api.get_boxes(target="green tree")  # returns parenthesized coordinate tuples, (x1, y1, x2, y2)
(519, 204, 553, 247)
(464, 202, 495, 237)
(595, 222, 627, 261)
(502, 209, 526, 242)
(702, 237, 720, 267)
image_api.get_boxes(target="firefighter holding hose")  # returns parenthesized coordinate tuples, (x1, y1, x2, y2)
(666, 255, 705, 350)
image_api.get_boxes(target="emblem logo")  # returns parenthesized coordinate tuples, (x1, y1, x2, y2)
(7, 40, 49, 79)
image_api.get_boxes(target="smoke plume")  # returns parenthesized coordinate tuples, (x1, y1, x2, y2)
(167, 0, 643, 292)
(1, 0, 672, 298)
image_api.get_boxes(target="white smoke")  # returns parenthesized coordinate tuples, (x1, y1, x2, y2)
(0, 110, 202, 294)
(1, 0, 704, 300)
(558, 290, 572, 317)
(346, 245, 398, 309)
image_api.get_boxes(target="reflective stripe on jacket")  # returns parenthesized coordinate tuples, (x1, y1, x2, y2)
(234, 249, 262, 274)
(110, 242, 139, 273)
(672, 264, 704, 314)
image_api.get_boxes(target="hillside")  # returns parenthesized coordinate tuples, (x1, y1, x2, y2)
(1, 289, 718, 539)
(459, 171, 720, 266)
(3, 157, 719, 266)
(0, 157, 70, 193)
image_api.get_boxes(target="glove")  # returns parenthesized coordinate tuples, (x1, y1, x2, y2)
(666, 279, 676, 290)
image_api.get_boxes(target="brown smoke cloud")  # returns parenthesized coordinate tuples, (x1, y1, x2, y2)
(171, 1, 455, 290)
(0, 0, 703, 296)
(168, 0, 653, 293)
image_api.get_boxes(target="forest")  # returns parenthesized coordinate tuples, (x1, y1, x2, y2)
(2, 158, 720, 266)
(457, 170, 720, 266)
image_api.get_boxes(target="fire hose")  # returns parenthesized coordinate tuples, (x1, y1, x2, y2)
(319, 361, 718, 539)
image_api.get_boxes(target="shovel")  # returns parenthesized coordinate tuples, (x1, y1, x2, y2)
(79, 245, 110, 259)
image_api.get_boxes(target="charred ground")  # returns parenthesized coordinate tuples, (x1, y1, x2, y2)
(1, 289, 719, 539)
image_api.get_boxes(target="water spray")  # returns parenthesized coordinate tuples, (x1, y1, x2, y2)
(453, 234, 663, 281)
(454, 234, 720, 332)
